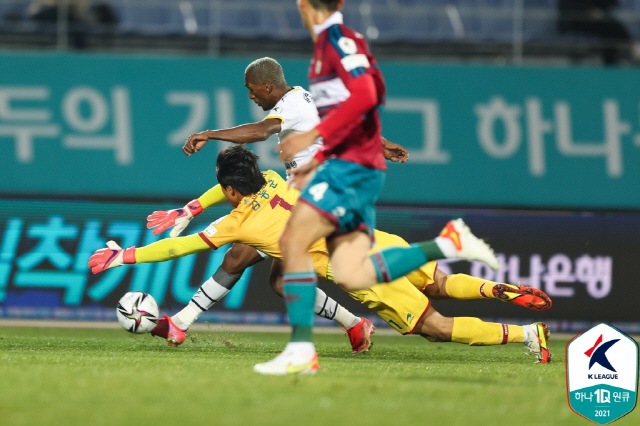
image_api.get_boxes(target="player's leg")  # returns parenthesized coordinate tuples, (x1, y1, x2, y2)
(175, 243, 265, 327)
(278, 165, 483, 292)
(376, 229, 551, 310)
(372, 230, 495, 298)
(254, 201, 335, 375)
(270, 258, 374, 354)
(414, 307, 551, 363)
(151, 243, 265, 346)
(421, 270, 552, 310)
(328, 229, 452, 291)
(327, 231, 380, 290)
(334, 220, 499, 291)
(345, 276, 430, 336)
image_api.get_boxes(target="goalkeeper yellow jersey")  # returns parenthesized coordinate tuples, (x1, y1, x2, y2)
(197, 170, 331, 277)
(172, 169, 438, 335)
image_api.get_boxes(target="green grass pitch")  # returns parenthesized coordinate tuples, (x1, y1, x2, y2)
(1, 327, 638, 426)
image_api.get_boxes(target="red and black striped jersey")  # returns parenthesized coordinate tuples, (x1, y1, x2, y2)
(309, 12, 387, 171)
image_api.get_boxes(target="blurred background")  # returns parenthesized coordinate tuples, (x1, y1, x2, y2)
(0, 0, 638, 334)
(3, 0, 640, 64)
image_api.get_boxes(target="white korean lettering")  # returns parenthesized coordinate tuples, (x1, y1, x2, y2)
(165, 91, 209, 146)
(385, 98, 450, 164)
(0, 86, 60, 162)
(475, 96, 522, 159)
(555, 99, 630, 177)
(62, 86, 133, 165)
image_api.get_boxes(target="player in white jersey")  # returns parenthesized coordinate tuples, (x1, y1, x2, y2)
(182, 59, 407, 171)
(150, 57, 408, 351)
(263, 86, 322, 175)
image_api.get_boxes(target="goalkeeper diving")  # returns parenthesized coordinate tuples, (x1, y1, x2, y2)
(88, 145, 552, 364)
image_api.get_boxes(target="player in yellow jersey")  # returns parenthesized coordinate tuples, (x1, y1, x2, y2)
(155, 57, 410, 354)
(89, 146, 552, 365)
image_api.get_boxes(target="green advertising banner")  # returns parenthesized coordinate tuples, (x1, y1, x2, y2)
(0, 52, 639, 208)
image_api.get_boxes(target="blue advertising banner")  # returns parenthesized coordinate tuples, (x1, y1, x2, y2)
(1, 197, 639, 333)
(0, 52, 639, 208)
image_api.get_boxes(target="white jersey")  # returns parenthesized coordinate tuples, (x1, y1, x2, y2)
(264, 86, 323, 174)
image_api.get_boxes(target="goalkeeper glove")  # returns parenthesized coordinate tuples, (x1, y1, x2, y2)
(147, 199, 204, 238)
(88, 241, 136, 274)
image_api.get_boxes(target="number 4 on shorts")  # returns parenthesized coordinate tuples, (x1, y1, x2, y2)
(309, 182, 328, 201)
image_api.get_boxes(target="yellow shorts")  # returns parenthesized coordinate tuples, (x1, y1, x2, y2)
(327, 230, 438, 334)
(372, 230, 438, 293)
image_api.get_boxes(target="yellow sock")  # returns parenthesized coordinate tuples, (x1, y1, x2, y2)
(508, 325, 525, 343)
(445, 274, 498, 299)
(451, 317, 524, 345)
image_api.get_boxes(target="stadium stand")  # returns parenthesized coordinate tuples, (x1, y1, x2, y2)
(0, 0, 638, 64)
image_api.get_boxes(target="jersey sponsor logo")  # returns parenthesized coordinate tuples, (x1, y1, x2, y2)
(303, 92, 312, 103)
(316, 89, 329, 102)
(284, 160, 297, 169)
(310, 77, 350, 108)
(204, 215, 226, 237)
(271, 106, 282, 115)
(203, 224, 218, 237)
(337, 37, 358, 55)
(340, 54, 370, 72)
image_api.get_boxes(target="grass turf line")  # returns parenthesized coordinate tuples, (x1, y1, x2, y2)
(0, 327, 637, 426)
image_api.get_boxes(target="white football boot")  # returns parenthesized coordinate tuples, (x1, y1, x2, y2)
(253, 342, 319, 375)
(436, 218, 500, 270)
(523, 322, 552, 364)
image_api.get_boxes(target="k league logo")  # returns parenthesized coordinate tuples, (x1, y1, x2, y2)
(566, 323, 638, 424)
(585, 334, 619, 374)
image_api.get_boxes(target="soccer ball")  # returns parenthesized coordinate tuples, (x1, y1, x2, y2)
(116, 292, 160, 334)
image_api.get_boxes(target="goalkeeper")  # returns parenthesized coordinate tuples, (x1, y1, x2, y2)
(161, 56, 409, 353)
(89, 146, 552, 364)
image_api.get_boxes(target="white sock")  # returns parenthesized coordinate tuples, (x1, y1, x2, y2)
(171, 305, 200, 330)
(314, 288, 338, 319)
(335, 307, 360, 330)
(314, 288, 359, 329)
(172, 274, 238, 330)
(190, 277, 232, 312)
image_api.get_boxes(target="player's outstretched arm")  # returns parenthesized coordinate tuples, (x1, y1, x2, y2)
(147, 199, 204, 238)
(88, 241, 136, 274)
(182, 119, 282, 156)
(146, 185, 229, 238)
(381, 136, 409, 163)
(88, 234, 211, 274)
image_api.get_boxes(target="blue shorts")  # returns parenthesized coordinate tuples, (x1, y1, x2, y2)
(298, 159, 386, 240)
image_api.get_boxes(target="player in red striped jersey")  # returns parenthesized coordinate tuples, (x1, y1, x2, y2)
(253, 0, 551, 375)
